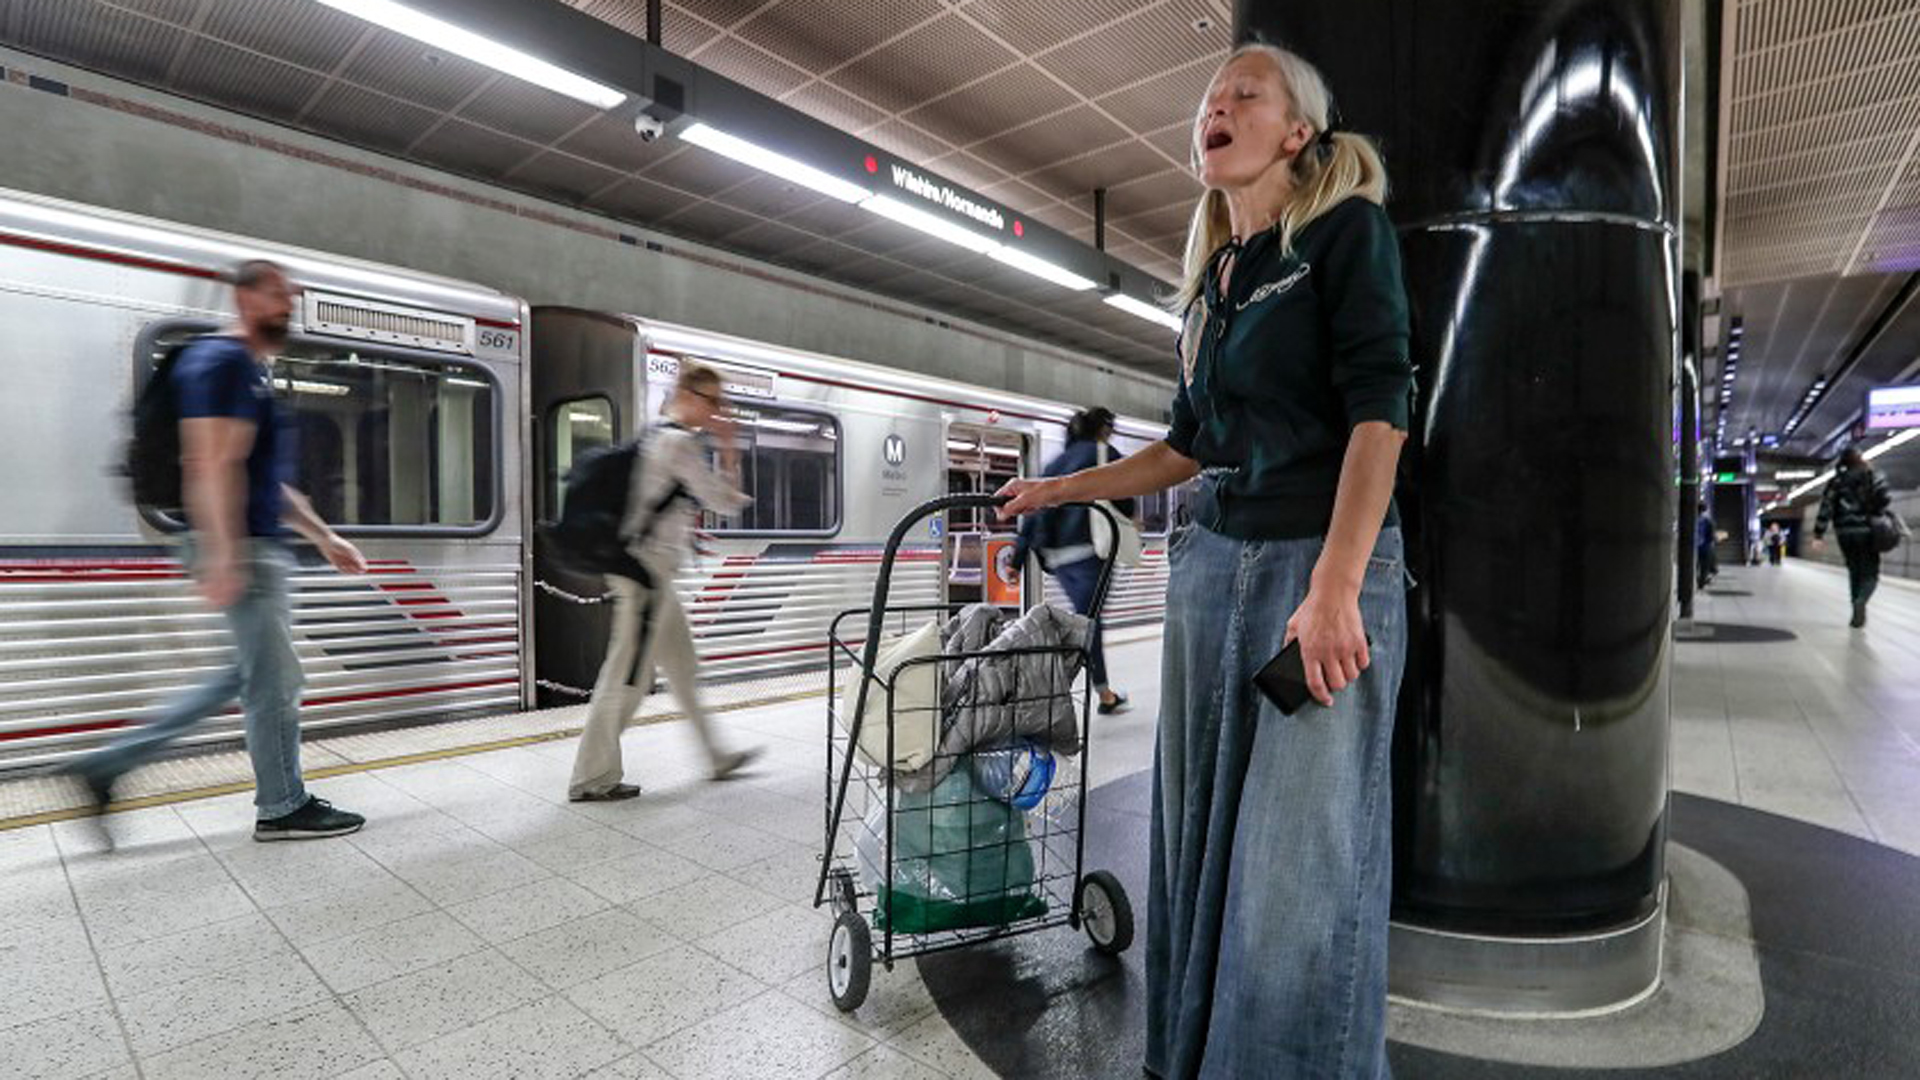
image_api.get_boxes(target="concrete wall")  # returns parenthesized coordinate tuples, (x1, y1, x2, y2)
(0, 45, 1173, 422)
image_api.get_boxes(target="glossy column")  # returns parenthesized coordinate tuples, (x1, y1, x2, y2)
(1233, 0, 1680, 948)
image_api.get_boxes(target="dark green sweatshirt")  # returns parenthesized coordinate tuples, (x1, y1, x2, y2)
(1166, 195, 1414, 539)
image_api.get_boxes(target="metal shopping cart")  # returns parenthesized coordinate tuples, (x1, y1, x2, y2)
(814, 494, 1133, 1011)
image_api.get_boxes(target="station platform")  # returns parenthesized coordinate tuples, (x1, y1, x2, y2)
(4, 566, 1919, 1078)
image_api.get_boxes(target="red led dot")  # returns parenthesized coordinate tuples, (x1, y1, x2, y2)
(1013, 220, 1024, 237)
(863, 155, 879, 174)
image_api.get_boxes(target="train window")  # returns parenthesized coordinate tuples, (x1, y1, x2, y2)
(135, 324, 501, 534)
(704, 404, 840, 535)
(273, 351, 497, 530)
(549, 396, 615, 515)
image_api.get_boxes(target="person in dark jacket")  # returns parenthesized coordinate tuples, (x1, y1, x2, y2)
(1695, 507, 1717, 589)
(1813, 447, 1893, 628)
(1013, 407, 1134, 714)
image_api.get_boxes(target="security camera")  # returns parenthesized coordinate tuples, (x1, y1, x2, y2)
(634, 113, 666, 143)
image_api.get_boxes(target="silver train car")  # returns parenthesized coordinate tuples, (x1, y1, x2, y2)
(0, 188, 1175, 770)
(528, 310, 1177, 705)
(0, 188, 530, 771)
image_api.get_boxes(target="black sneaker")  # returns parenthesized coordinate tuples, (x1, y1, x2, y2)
(570, 783, 642, 803)
(1098, 691, 1132, 716)
(1850, 602, 1867, 629)
(254, 796, 364, 842)
(61, 766, 117, 852)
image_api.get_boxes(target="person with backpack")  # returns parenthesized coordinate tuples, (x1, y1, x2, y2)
(1812, 446, 1894, 628)
(68, 259, 367, 841)
(1012, 406, 1134, 715)
(567, 361, 762, 802)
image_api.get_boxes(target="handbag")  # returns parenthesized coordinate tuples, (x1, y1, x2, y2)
(1871, 509, 1910, 554)
(1089, 444, 1142, 568)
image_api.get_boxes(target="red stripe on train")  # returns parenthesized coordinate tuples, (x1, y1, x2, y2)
(0, 677, 522, 743)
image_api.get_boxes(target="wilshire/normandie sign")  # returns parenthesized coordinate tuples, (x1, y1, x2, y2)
(887, 164, 1006, 233)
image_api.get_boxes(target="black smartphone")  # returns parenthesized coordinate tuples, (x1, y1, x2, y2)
(1252, 635, 1373, 715)
(1252, 639, 1313, 715)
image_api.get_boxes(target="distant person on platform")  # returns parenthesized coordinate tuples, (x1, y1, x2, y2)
(1695, 507, 1718, 589)
(1013, 406, 1134, 715)
(1764, 522, 1785, 566)
(568, 361, 762, 802)
(1812, 446, 1892, 628)
(67, 260, 368, 842)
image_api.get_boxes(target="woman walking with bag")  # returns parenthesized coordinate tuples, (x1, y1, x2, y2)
(1001, 42, 1413, 1077)
(1013, 406, 1135, 714)
(1812, 446, 1894, 628)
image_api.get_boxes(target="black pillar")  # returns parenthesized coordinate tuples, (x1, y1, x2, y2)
(1678, 271, 1700, 619)
(1234, 0, 1681, 936)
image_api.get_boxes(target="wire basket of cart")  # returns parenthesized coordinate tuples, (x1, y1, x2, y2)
(815, 494, 1134, 1011)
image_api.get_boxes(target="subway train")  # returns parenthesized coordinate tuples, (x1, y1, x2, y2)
(0, 188, 1176, 771)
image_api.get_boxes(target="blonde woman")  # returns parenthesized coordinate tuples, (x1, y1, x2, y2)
(1001, 43, 1413, 1077)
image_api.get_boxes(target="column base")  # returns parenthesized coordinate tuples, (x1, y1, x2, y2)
(1388, 883, 1667, 1017)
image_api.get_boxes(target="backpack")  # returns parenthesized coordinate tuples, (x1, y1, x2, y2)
(541, 441, 653, 587)
(123, 339, 195, 508)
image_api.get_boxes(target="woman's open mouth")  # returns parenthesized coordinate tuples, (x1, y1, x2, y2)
(1203, 130, 1234, 153)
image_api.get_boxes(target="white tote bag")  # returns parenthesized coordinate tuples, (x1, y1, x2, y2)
(1089, 444, 1143, 567)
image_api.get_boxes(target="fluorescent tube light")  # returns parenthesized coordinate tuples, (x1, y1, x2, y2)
(1103, 292, 1182, 331)
(680, 123, 872, 204)
(859, 195, 999, 254)
(989, 246, 1096, 290)
(316, 0, 626, 109)
(1786, 470, 1835, 501)
(1864, 427, 1920, 461)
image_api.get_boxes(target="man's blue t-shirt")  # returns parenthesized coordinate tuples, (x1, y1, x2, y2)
(172, 336, 285, 538)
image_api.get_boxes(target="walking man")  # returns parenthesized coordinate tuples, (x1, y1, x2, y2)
(569, 362, 762, 802)
(70, 260, 367, 840)
(1812, 447, 1893, 629)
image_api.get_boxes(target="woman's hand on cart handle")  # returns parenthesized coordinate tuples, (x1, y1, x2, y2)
(996, 477, 1066, 518)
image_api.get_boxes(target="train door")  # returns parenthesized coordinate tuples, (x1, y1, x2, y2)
(944, 423, 1028, 607)
(529, 309, 641, 706)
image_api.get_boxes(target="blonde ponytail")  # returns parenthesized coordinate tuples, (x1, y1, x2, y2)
(1172, 43, 1389, 363)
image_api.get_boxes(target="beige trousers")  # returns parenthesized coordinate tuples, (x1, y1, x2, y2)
(568, 575, 726, 798)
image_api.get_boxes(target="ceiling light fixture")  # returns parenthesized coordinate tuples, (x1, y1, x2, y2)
(988, 246, 1097, 290)
(316, 0, 626, 109)
(858, 195, 999, 254)
(679, 123, 872, 203)
(1864, 427, 1920, 461)
(1104, 293, 1183, 331)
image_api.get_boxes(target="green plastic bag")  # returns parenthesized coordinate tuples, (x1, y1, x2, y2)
(855, 764, 1046, 934)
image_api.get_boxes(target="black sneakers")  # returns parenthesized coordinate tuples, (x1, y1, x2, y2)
(254, 796, 365, 842)
(710, 746, 764, 782)
(570, 783, 642, 803)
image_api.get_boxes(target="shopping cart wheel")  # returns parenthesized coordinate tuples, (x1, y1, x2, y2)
(828, 911, 872, 1012)
(1079, 870, 1134, 956)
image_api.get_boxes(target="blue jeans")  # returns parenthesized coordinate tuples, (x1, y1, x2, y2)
(76, 540, 308, 819)
(1052, 556, 1108, 689)
(1146, 524, 1407, 1079)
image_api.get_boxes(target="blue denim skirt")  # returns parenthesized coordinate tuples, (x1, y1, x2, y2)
(1145, 524, 1407, 1079)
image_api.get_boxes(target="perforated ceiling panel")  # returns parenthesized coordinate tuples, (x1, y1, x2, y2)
(1, 0, 1245, 375)
(1713, 0, 1920, 455)
(1718, 0, 1920, 286)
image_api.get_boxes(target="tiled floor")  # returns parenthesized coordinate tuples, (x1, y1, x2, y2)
(1675, 560, 1920, 856)
(3, 561, 1917, 1079)
(0, 635, 1163, 1080)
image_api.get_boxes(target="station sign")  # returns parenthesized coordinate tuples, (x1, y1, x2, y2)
(1865, 384, 1920, 431)
(884, 163, 1006, 233)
